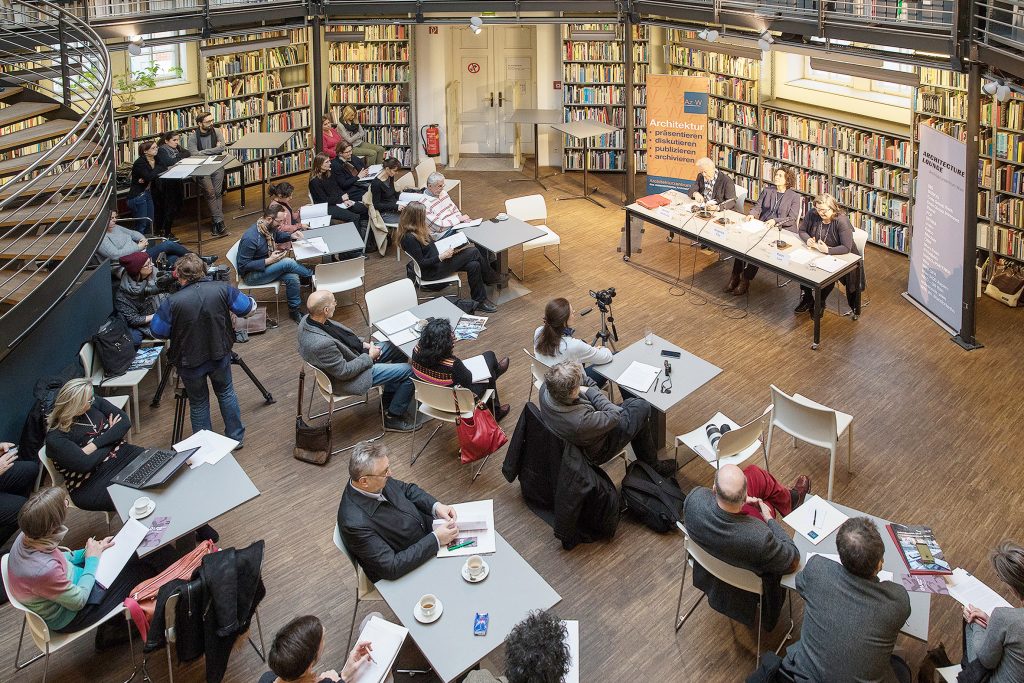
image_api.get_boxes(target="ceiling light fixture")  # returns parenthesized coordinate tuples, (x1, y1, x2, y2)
(982, 81, 999, 96)
(698, 28, 720, 43)
(996, 83, 1012, 102)
(470, 16, 483, 35)
(127, 35, 145, 56)
(758, 30, 774, 52)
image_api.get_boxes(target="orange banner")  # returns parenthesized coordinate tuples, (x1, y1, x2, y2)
(646, 74, 710, 194)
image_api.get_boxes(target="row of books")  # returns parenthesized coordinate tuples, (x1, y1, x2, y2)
(266, 109, 309, 132)
(856, 214, 909, 252)
(208, 97, 263, 121)
(360, 25, 408, 41)
(1, 117, 44, 136)
(330, 84, 408, 104)
(990, 224, 1024, 258)
(833, 183, 911, 224)
(762, 111, 830, 145)
(563, 85, 624, 105)
(709, 77, 758, 105)
(918, 90, 970, 120)
(563, 41, 649, 62)
(713, 146, 761, 180)
(710, 100, 759, 129)
(996, 165, 1024, 195)
(920, 68, 966, 90)
(733, 174, 761, 199)
(205, 52, 264, 78)
(563, 149, 646, 172)
(765, 138, 831, 173)
(565, 106, 624, 127)
(562, 63, 645, 83)
(115, 107, 199, 140)
(996, 197, 1024, 228)
(352, 106, 410, 125)
(665, 47, 759, 80)
(328, 64, 410, 83)
(995, 132, 1024, 163)
(782, 168, 830, 196)
(830, 127, 913, 167)
(710, 121, 760, 153)
(832, 153, 913, 194)
(208, 74, 269, 100)
(268, 88, 310, 112)
(918, 118, 968, 142)
(363, 127, 410, 146)
(328, 43, 409, 62)
(267, 46, 307, 70)
(562, 129, 645, 150)
(1003, 101, 1024, 132)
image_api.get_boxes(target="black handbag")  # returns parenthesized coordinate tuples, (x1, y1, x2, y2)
(294, 369, 331, 465)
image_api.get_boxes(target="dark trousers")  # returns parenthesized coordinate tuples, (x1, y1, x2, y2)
(146, 241, 189, 268)
(732, 259, 759, 280)
(799, 284, 861, 314)
(0, 460, 40, 545)
(465, 350, 503, 412)
(433, 246, 499, 303)
(590, 397, 658, 467)
(155, 180, 183, 235)
(69, 444, 142, 512)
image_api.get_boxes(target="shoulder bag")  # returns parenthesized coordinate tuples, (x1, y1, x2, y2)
(453, 389, 508, 464)
(294, 369, 331, 465)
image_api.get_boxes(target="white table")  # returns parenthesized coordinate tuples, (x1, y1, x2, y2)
(375, 296, 467, 357)
(374, 533, 561, 682)
(461, 217, 546, 304)
(507, 108, 563, 189)
(781, 500, 931, 641)
(590, 334, 721, 450)
(300, 222, 363, 257)
(228, 131, 296, 219)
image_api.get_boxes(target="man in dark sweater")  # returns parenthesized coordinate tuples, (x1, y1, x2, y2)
(781, 517, 913, 683)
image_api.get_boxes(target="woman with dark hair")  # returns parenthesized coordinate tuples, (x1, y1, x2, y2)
(127, 140, 159, 231)
(962, 541, 1024, 682)
(259, 614, 377, 683)
(465, 610, 571, 683)
(308, 152, 370, 231)
(0, 441, 39, 547)
(114, 252, 167, 347)
(321, 113, 343, 160)
(398, 202, 500, 314)
(795, 193, 865, 317)
(154, 131, 189, 239)
(370, 157, 403, 224)
(726, 166, 803, 296)
(268, 182, 307, 236)
(534, 297, 612, 385)
(411, 318, 510, 421)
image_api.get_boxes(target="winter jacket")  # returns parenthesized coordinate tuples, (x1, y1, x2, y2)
(114, 272, 165, 335)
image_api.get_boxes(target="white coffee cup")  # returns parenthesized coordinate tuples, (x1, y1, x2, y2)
(496, 212, 509, 221)
(132, 497, 153, 516)
(419, 594, 437, 617)
(466, 555, 484, 579)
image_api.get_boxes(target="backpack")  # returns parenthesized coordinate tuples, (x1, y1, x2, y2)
(620, 460, 686, 533)
(91, 315, 136, 379)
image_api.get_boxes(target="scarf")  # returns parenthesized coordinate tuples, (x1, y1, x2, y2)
(257, 218, 277, 254)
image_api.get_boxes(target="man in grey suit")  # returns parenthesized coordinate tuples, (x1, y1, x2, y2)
(781, 517, 913, 683)
(298, 289, 422, 432)
(683, 464, 804, 631)
(185, 110, 227, 237)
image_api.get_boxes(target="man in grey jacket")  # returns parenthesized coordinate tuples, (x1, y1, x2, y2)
(297, 289, 422, 432)
(538, 360, 677, 476)
(185, 110, 227, 237)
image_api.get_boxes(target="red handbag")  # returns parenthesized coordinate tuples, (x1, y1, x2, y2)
(452, 389, 508, 464)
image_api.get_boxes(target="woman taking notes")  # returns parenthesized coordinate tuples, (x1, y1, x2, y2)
(962, 541, 1024, 682)
(794, 193, 865, 318)
(308, 152, 370, 229)
(725, 166, 802, 296)
(534, 297, 612, 385)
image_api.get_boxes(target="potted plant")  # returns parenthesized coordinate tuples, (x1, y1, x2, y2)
(114, 62, 183, 113)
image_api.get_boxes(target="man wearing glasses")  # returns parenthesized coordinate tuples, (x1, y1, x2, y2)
(185, 110, 228, 237)
(338, 441, 459, 582)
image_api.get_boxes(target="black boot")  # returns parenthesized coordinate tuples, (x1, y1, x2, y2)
(200, 255, 218, 266)
(211, 221, 228, 237)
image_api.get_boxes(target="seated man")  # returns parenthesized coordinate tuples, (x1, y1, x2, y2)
(237, 204, 313, 323)
(421, 171, 470, 240)
(538, 360, 677, 476)
(465, 610, 572, 683)
(337, 441, 459, 582)
(683, 464, 806, 631)
(298, 289, 423, 432)
(781, 517, 913, 683)
(690, 156, 737, 211)
(98, 210, 212, 270)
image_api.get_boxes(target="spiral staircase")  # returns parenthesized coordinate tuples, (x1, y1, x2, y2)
(0, 0, 116, 361)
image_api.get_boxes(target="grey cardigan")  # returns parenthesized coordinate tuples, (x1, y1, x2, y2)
(185, 127, 225, 156)
(968, 606, 1024, 683)
(538, 376, 621, 453)
(751, 186, 802, 230)
(297, 317, 373, 396)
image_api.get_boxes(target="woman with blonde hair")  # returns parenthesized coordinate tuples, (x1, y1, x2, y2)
(338, 105, 386, 165)
(44, 378, 143, 511)
(794, 193, 865, 318)
(398, 202, 500, 313)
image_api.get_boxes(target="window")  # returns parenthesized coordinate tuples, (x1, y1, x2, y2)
(804, 57, 853, 86)
(129, 42, 187, 86)
(871, 60, 915, 97)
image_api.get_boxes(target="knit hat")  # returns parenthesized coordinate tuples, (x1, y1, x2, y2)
(119, 251, 149, 278)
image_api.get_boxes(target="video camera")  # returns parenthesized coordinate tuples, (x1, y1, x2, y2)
(589, 287, 616, 310)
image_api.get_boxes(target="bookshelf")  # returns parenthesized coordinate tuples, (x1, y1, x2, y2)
(113, 97, 205, 194)
(327, 24, 414, 168)
(665, 31, 762, 199)
(560, 23, 648, 173)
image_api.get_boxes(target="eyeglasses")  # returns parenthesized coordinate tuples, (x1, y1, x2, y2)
(364, 466, 392, 480)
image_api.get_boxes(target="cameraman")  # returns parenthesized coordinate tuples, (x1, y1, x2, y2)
(114, 252, 175, 347)
(150, 253, 255, 445)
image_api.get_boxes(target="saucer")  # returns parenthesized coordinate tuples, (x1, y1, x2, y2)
(129, 500, 156, 520)
(495, 214, 509, 221)
(414, 599, 444, 624)
(462, 561, 490, 583)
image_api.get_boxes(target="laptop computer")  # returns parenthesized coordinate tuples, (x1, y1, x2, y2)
(109, 447, 200, 490)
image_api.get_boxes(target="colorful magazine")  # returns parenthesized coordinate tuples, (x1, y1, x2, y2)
(886, 523, 952, 575)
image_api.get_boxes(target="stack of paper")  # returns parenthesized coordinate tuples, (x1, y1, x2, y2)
(813, 255, 846, 272)
(161, 165, 197, 179)
(351, 616, 408, 683)
(788, 249, 817, 266)
(782, 495, 849, 544)
(292, 237, 330, 260)
(398, 192, 428, 206)
(945, 568, 1013, 614)
(96, 519, 148, 588)
(806, 552, 893, 582)
(174, 429, 238, 469)
(376, 311, 418, 335)
(461, 355, 491, 383)
(563, 621, 580, 683)
(454, 218, 482, 229)
(435, 232, 469, 254)
(437, 499, 495, 557)
(615, 361, 661, 394)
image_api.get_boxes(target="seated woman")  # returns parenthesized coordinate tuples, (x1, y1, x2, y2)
(398, 202, 500, 314)
(411, 318, 510, 422)
(0, 441, 39, 546)
(7, 487, 179, 642)
(98, 210, 200, 270)
(338, 105, 386, 166)
(726, 166, 802, 296)
(320, 114, 343, 160)
(268, 181, 308, 238)
(962, 541, 1024, 682)
(126, 140, 159, 232)
(308, 153, 370, 232)
(370, 157, 403, 225)
(331, 142, 376, 249)
(795, 193, 865, 317)
(534, 297, 612, 386)
(114, 252, 167, 347)
(44, 378, 144, 512)
(259, 614, 381, 683)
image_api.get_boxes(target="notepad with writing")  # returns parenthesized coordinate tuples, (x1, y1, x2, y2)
(437, 500, 495, 557)
(96, 519, 148, 588)
(376, 310, 419, 335)
(813, 255, 846, 272)
(350, 616, 408, 683)
(782, 495, 848, 545)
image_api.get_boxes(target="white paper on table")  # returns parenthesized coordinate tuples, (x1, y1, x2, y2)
(678, 412, 759, 466)
(305, 215, 331, 229)
(615, 361, 661, 394)
(350, 616, 408, 683)
(806, 552, 893, 582)
(95, 519, 148, 588)
(453, 218, 482, 230)
(174, 429, 238, 469)
(435, 231, 469, 254)
(945, 568, 1013, 615)
(437, 499, 495, 557)
(178, 157, 204, 165)
(741, 218, 767, 234)
(782, 495, 849, 545)
(301, 203, 329, 219)
(813, 255, 846, 272)
(432, 516, 489, 532)
(788, 249, 817, 266)
(161, 165, 197, 179)
(936, 666, 963, 681)
(376, 310, 419, 335)
(398, 192, 428, 206)
(292, 237, 330, 260)
(461, 354, 492, 383)
(562, 620, 579, 683)
(386, 327, 420, 347)
(371, 330, 387, 342)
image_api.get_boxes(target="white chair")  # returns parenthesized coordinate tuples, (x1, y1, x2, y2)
(734, 185, 749, 212)
(937, 665, 962, 682)
(504, 195, 561, 281)
(673, 406, 772, 471)
(37, 445, 111, 529)
(409, 258, 461, 301)
(414, 158, 461, 207)
(313, 257, 367, 323)
(523, 348, 551, 404)
(306, 364, 385, 451)
(365, 279, 417, 326)
(333, 524, 383, 652)
(674, 523, 793, 668)
(835, 227, 869, 319)
(409, 379, 494, 480)
(79, 342, 154, 434)
(3, 555, 137, 683)
(766, 385, 853, 501)
(226, 241, 281, 322)
(394, 171, 417, 193)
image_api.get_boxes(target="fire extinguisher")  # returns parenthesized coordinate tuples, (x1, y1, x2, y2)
(420, 124, 441, 157)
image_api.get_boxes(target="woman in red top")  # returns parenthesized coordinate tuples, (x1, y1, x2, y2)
(321, 114, 343, 159)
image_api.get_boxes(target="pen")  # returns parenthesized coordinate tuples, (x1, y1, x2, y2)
(447, 540, 475, 551)
(812, 510, 818, 526)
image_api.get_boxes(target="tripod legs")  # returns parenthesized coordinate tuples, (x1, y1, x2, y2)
(231, 353, 275, 404)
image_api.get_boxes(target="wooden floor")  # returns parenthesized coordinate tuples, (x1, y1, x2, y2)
(3, 166, 1024, 682)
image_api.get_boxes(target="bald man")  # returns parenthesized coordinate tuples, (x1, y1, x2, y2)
(690, 156, 737, 211)
(297, 290, 424, 432)
(681, 464, 808, 631)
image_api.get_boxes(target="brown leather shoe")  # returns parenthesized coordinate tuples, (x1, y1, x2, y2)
(494, 403, 511, 422)
(723, 274, 740, 293)
(495, 356, 510, 378)
(791, 475, 811, 508)
(732, 276, 750, 296)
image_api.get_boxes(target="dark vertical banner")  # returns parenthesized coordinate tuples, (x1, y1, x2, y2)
(905, 124, 967, 333)
(646, 74, 709, 194)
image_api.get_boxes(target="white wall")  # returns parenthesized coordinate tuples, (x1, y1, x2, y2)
(534, 24, 562, 168)
(414, 24, 450, 165)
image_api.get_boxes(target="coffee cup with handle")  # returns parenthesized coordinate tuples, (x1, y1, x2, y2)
(465, 555, 485, 579)
(133, 496, 153, 516)
(419, 594, 437, 618)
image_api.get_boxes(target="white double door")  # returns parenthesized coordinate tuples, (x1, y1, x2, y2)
(451, 25, 536, 155)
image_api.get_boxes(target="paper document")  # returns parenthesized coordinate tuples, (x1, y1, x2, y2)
(386, 327, 420, 347)
(678, 412, 760, 466)
(300, 203, 329, 219)
(453, 218, 483, 230)
(663, 189, 690, 205)
(807, 552, 893, 582)
(615, 361, 661, 394)
(350, 616, 408, 683)
(782, 495, 849, 545)
(174, 429, 238, 469)
(437, 499, 495, 557)
(945, 568, 1013, 615)
(432, 516, 489, 532)
(96, 519, 148, 588)
(813, 255, 846, 273)
(901, 574, 950, 595)
(435, 232, 469, 254)
(398, 192, 428, 206)
(161, 165, 196, 179)
(563, 620, 579, 683)
(462, 355, 492, 383)
(371, 330, 387, 342)
(788, 249, 817, 266)
(376, 310, 419, 335)
(364, 164, 383, 177)
(305, 215, 331, 229)
(178, 157, 204, 165)
(741, 218, 767, 234)
(293, 237, 330, 260)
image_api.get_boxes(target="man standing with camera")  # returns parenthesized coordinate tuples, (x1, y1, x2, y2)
(150, 253, 255, 446)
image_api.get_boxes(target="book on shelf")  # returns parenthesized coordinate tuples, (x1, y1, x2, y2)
(886, 523, 952, 575)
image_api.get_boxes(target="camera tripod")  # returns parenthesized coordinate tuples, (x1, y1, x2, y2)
(591, 303, 619, 352)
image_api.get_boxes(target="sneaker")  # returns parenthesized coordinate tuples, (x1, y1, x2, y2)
(654, 459, 678, 477)
(289, 308, 303, 323)
(232, 441, 244, 451)
(790, 475, 811, 508)
(384, 413, 422, 432)
(475, 300, 498, 313)
(265, 317, 279, 329)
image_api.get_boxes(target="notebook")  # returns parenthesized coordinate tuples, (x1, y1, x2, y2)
(350, 616, 408, 683)
(637, 194, 671, 209)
